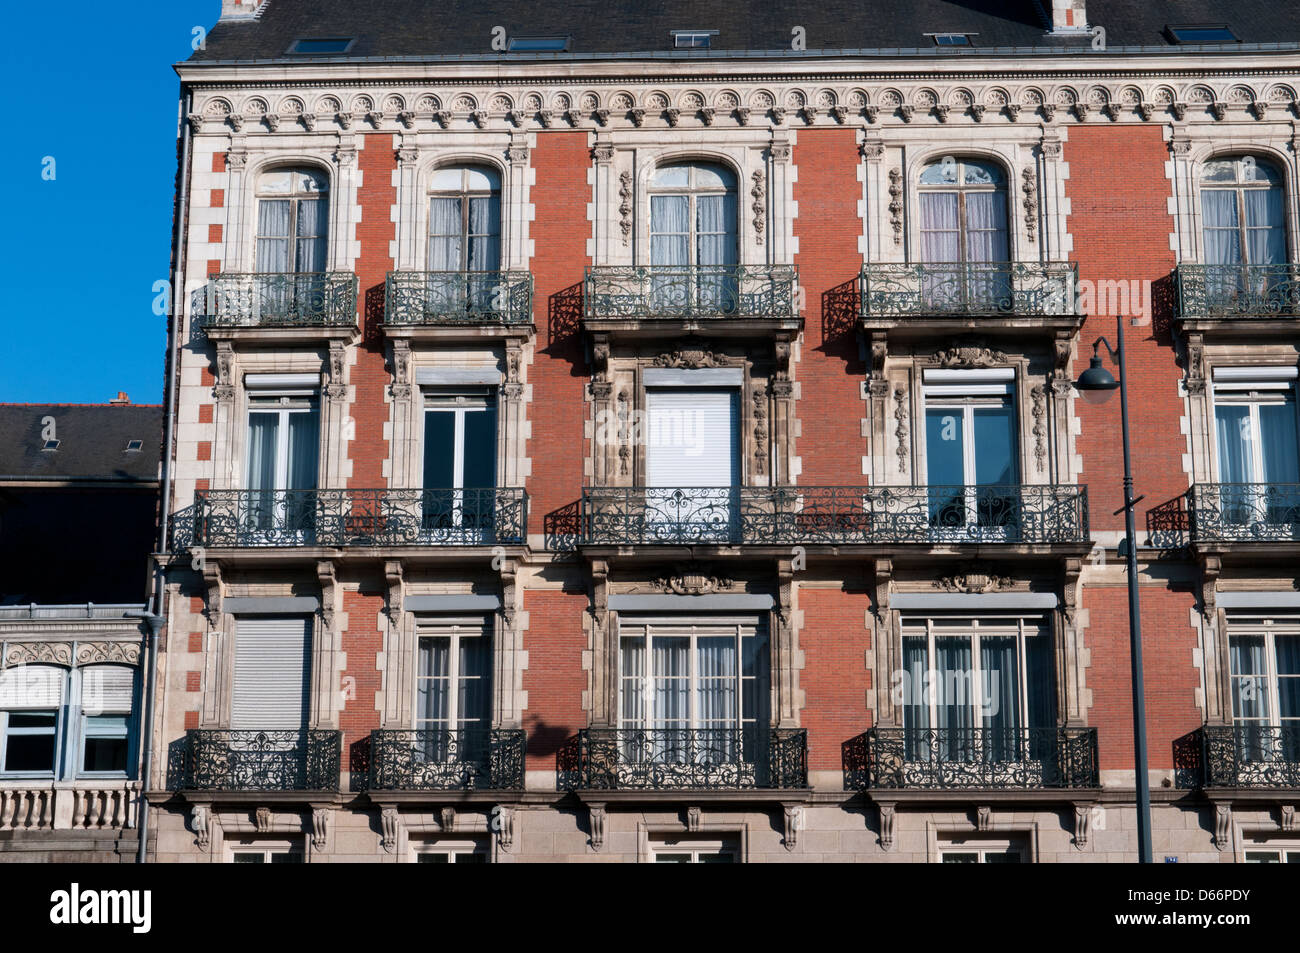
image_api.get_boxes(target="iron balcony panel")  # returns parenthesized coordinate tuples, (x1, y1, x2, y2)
(204, 273, 359, 328)
(385, 271, 534, 325)
(1187, 483, 1300, 543)
(584, 265, 799, 321)
(1176, 264, 1300, 319)
(568, 727, 807, 790)
(1200, 725, 1300, 788)
(846, 727, 1100, 790)
(859, 262, 1078, 318)
(191, 488, 528, 547)
(183, 729, 341, 792)
(579, 485, 1089, 546)
(368, 729, 527, 791)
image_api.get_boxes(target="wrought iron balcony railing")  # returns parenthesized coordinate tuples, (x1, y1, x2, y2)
(182, 729, 341, 792)
(368, 729, 527, 791)
(580, 484, 1088, 546)
(845, 727, 1099, 790)
(1199, 724, 1300, 788)
(584, 265, 800, 321)
(1187, 483, 1300, 543)
(859, 261, 1078, 318)
(1176, 264, 1300, 319)
(190, 488, 528, 548)
(204, 273, 359, 328)
(565, 727, 807, 790)
(385, 271, 533, 326)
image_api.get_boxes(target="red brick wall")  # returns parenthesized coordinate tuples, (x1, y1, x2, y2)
(1084, 584, 1200, 770)
(525, 132, 590, 537)
(792, 129, 868, 484)
(799, 586, 872, 770)
(521, 589, 590, 768)
(1064, 127, 1183, 531)
(340, 588, 385, 770)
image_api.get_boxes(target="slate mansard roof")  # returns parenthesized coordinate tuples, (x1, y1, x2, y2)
(187, 0, 1300, 64)
(0, 404, 163, 484)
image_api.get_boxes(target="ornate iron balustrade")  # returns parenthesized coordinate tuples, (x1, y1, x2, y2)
(183, 729, 341, 792)
(580, 484, 1088, 545)
(385, 271, 533, 325)
(859, 261, 1078, 318)
(204, 273, 359, 328)
(368, 729, 526, 790)
(190, 487, 528, 547)
(846, 727, 1099, 790)
(1200, 725, 1300, 788)
(584, 265, 799, 321)
(1176, 264, 1300, 319)
(1187, 483, 1300, 543)
(567, 727, 807, 790)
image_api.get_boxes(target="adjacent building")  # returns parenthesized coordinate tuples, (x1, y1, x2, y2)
(134, 0, 1300, 862)
(0, 398, 161, 859)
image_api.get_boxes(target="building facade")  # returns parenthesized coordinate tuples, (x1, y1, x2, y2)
(0, 399, 161, 860)
(138, 0, 1300, 862)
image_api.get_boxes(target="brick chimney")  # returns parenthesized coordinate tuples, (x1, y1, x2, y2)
(220, 0, 267, 21)
(1050, 0, 1088, 33)
(110, 392, 130, 405)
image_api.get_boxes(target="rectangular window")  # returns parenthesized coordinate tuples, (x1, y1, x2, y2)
(245, 391, 320, 539)
(230, 617, 312, 733)
(1228, 613, 1300, 764)
(931, 33, 973, 46)
(229, 837, 305, 863)
(1244, 846, 1300, 862)
(923, 370, 1019, 537)
(0, 665, 64, 776)
(423, 390, 498, 541)
(938, 837, 1027, 863)
(650, 835, 739, 862)
(506, 35, 570, 52)
(415, 617, 493, 738)
(1211, 369, 1300, 531)
(412, 836, 490, 862)
(644, 387, 740, 542)
(901, 615, 1056, 764)
(78, 665, 135, 776)
(1167, 25, 1238, 44)
(287, 38, 355, 55)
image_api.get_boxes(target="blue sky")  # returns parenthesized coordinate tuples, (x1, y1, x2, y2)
(0, 2, 216, 404)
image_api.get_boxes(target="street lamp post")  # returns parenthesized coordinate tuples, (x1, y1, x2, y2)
(1074, 313, 1153, 864)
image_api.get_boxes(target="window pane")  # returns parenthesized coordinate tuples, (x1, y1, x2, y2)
(457, 635, 491, 727)
(461, 405, 498, 490)
(82, 736, 129, 773)
(423, 411, 457, 488)
(973, 406, 1017, 486)
(246, 413, 279, 490)
(416, 639, 451, 724)
(926, 409, 966, 485)
(1258, 402, 1300, 484)
(1214, 404, 1254, 483)
(232, 853, 265, 863)
(980, 636, 1021, 737)
(287, 410, 320, 489)
(651, 164, 690, 188)
(5, 732, 56, 773)
(1230, 636, 1269, 721)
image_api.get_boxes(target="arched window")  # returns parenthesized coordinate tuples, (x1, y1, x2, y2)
(649, 161, 737, 310)
(1201, 156, 1286, 266)
(255, 168, 329, 274)
(428, 166, 501, 272)
(918, 157, 1010, 310)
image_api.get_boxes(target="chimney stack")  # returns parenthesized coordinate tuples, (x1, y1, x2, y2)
(220, 0, 267, 21)
(1050, 0, 1088, 33)
(110, 392, 130, 405)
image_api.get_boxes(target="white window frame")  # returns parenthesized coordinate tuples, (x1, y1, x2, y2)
(1211, 370, 1299, 483)
(916, 156, 1011, 265)
(1242, 843, 1300, 863)
(74, 665, 136, 780)
(413, 617, 493, 732)
(246, 391, 320, 491)
(227, 837, 306, 863)
(901, 615, 1051, 734)
(937, 837, 1027, 863)
(647, 162, 738, 269)
(426, 166, 502, 273)
(422, 390, 498, 491)
(1227, 613, 1300, 731)
(648, 834, 739, 863)
(254, 167, 330, 275)
(1198, 155, 1288, 266)
(410, 836, 491, 863)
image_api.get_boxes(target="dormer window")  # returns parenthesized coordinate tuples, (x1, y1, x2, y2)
(125, 440, 144, 452)
(672, 30, 717, 49)
(1166, 24, 1238, 44)
(42, 439, 60, 452)
(287, 38, 355, 55)
(507, 35, 571, 52)
(929, 33, 973, 47)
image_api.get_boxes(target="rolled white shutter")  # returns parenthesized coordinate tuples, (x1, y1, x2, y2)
(231, 617, 311, 731)
(646, 389, 737, 487)
(80, 665, 135, 714)
(0, 664, 64, 708)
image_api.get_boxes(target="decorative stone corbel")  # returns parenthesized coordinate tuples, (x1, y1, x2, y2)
(863, 103, 880, 123)
(187, 113, 205, 135)
(385, 560, 404, 620)
(214, 340, 236, 404)
(336, 111, 353, 130)
(770, 106, 786, 125)
(432, 109, 451, 128)
(536, 109, 553, 128)
(1184, 333, 1206, 395)
(897, 103, 914, 123)
(264, 113, 280, 131)
(783, 804, 803, 851)
(311, 808, 331, 850)
(933, 103, 950, 123)
(317, 560, 337, 636)
(326, 340, 347, 402)
(735, 106, 750, 125)
(1171, 101, 1188, 121)
(495, 805, 515, 852)
(592, 141, 614, 165)
(191, 805, 211, 850)
(594, 108, 610, 126)
(500, 559, 517, 633)
(1280, 804, 1295, 832)
(629, 108, 645, 127)
(440, 806, 456, 832)
(1005, 102, 1021, 122)
(686, 806, 702, 832)
(969, 103, 986, 122)
(664, 107, 680, 127)
(976, 805, 993, 831)
(470, 109, 487, 128)
(1052, 332, 1075, 398)
(227, 113, 244, 132)
(203, 561, 224, 631)
(254, 806, 272, 833)
(878, 802, 896, 851)
(1074, 803, 1092, 849)
(381, 807, 399, 852)
(1213, 803, 1232, 850)
(1210, 101, 1227, 121)
(389, 339, 412, 400)
(831, 105, 849, 124)
(700, 106, 716, 126)
(301, 112, 318, 131)
(1200, 556, 1221, 635)
(1250, 101, 1269, 121)
(588, 803, 607, 852)
(1040, 103, 1056, 122)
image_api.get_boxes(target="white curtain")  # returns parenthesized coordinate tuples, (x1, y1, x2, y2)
(980, 637, 1021, 764)
(696, 193, 737, 267)
(620, 637, 646, 726)
(286, 411, 319, 490)
(255, 199, 292, 273)
(456, 636, 490, 728)
(935, 638, 973, 759)
(1229, 636, 1269, 721)
(964, 192, 1009, 263)
(415, 638, 451, 726)
(1244, 187, 1286, 265)
(294, 198, 328, 273)
(246, 414, 277, 490)
(1260, 402, 1300, 483)
(920, 193, 961, 262)
(428, 197, 463, 271)
(650, 195, 689, 267)
(1201, 190, 1242, 265)
(466, 195, 501, 272)
(1214, 405, 1252, 483)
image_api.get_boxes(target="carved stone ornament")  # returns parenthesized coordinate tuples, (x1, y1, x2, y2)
(649, 567, 735, 596)
(254, 806, 272, 833)
(976, 805, 993, 831)
(750, 170, 766, 245)
(933, 344, 1010, 368)
(893, 386, 910, 474)
(651, 347, 728, 369)
(888, 168, 904, 245)
(381, 808, 399, 852)
(74, 641, 142, 667)
(933, 573, 1013, 594)
(783, 804, 803, 851)
(1021, 167, 1038, 243)
(191, 805, 211, 851)
(496, 804, 515, 851)
(5, 642, 73, 667)
(588, 804, 607, 852)
(618, 171, 634, 245)
(1213, 803, 1232, 850)
(686, 806, 702, 832)
(1031, 384, 1048, 473)
(312, 808, 331, 850)
(1074, 805, 1092, 849)
(878, 803, 896, 851)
